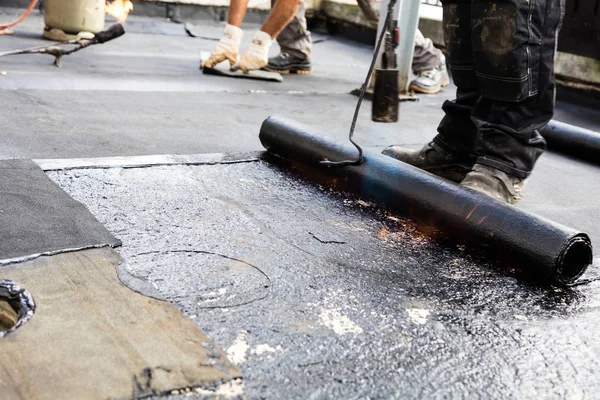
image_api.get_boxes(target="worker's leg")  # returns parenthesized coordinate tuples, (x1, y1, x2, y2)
(237, 0, 303, 72)
(227, 0, 250, 26)
(382, 0, 477, 182)
(458, 0, 564, 203)
(265, 0, 313, 73)
(273, 0, 312, 59)
(261, 0, 304, 38)
(410, 29, 449, 94)
(412, 29, 441, 72)
(384, 0, 563, 203)
(468, 0, 564, 179)
(432, 0, 479, 157)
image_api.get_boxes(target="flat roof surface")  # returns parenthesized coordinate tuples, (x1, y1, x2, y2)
(1, 7, 600, 399)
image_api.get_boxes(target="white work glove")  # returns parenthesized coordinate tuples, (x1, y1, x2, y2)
(201, 24, 243, 69)
(238, 31, 272, 73)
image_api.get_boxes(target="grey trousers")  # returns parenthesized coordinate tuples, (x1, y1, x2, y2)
(413, 29, 443, 72)
(272, 0, 312, 60)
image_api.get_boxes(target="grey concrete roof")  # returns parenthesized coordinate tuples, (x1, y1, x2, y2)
(2, 7, 600, 399)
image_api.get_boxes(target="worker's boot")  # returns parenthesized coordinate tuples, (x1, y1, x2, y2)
(382, 142, 475, 182)
(265, 52, 313, 75)
(461, 164, 524, 204)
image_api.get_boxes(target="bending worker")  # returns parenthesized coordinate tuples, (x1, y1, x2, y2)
(201, 0, 449, 95)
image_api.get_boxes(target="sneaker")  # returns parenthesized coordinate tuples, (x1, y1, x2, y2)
(461, 164, 524, 204)
(409, 59, 450, 95)
(264, 52, 313, 75)
(382, 142, 474, 183)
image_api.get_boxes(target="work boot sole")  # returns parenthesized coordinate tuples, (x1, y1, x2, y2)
(409, 83, 442, 95)
(264, 66, 313, 75)
(409, 75, 450, 95)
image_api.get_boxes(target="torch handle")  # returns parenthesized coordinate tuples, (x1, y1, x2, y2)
(93, 23, 126, 44)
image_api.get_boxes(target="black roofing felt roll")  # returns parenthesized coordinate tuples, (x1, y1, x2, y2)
(259, 116, 593, 285)
(541, 120, 600, 164)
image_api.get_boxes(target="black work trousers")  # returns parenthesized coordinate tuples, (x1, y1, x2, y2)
(433, 0, 565, 179)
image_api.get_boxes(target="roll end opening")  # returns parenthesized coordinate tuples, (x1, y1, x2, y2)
(557, 237, 593, 284)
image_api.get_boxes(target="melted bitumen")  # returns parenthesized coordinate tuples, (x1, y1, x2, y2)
(48, 161, 600, 399)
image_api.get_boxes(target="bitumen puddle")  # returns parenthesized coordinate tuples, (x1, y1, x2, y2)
(48, 160, 600, 399)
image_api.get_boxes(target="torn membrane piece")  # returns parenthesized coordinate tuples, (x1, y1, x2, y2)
(0, 280, 35, 338)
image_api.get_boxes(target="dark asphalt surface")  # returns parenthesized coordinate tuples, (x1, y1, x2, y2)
(2, 6, 600, 399)
(48, 161, 600, 399)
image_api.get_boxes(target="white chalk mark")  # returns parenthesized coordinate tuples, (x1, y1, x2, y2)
(319, 308, 363, 335)
(251, 344, 283, 355)
(406, 308, 430, 325)
(226, 330, 249, 365)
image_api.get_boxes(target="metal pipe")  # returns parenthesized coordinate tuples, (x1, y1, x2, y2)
(259, 116, 593, 285)
(541, 120, 600, 164)
(371, 0, 420, 94)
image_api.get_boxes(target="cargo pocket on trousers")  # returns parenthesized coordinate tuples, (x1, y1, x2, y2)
(471, 0, 541, 102)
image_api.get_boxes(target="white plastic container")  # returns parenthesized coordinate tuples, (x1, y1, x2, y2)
(44, 0, 105, 35)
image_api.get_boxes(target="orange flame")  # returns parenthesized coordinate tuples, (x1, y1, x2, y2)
(378, 226, 389, 240)
(106, 0, 133, 23)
